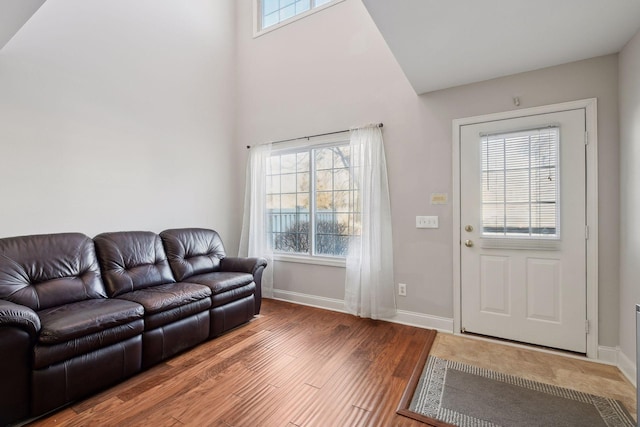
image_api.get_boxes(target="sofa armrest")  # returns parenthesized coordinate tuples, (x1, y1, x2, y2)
(0, 300, 41, 336)
(220, 257, 267, 314)
(220, 257, 267, 276)
(0, 300, 40, 424)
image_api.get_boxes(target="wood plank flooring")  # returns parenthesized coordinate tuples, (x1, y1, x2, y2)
(28, 299, 636, 426)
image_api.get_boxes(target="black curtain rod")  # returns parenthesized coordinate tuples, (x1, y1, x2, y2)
(246, 123, 383, 149)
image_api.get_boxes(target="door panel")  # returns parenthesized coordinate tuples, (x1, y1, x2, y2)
(526, 258, 560, 322)
(479, 255, 510, 315)
(460, 109, 586, 353)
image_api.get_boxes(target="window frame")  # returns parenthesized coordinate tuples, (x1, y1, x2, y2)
(253, 0, 345, 38)
(266, 136, 357, 267)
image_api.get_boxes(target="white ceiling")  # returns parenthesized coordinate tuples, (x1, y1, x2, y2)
(0, 0, 46, 50)
(362, 0, 640, 94)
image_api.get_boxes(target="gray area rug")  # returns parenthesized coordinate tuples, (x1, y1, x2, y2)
(405, 355, 635, 427)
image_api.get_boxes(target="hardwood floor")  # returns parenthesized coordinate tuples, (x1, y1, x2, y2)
(28, 299, 636, 426)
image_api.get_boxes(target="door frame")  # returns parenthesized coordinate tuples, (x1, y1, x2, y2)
(452, 98, 598, 359)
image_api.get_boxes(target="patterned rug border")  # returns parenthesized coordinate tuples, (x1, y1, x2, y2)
(396, 331, 635, 427)
(396, 330, 453, 426)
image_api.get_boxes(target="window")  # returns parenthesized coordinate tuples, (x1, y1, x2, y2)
(256, 0, 343, 35)
(481, 126, 560, 239)
(266, 141, 360, 259)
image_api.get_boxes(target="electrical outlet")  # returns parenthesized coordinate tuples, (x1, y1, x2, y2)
(416, 215, 439, 229)
(398, 283, 407, 296)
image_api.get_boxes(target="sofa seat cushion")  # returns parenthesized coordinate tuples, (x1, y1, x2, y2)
(144, 298, 211, 330)
(116, 282, 211, 315)
(38, 299, 144, 345)
(33, 319, 144, 369)
(34, 299, 144, 370)
(211, 283, 256, 309)
(184, 272, 255, 309)
(184, 272, 253, 295)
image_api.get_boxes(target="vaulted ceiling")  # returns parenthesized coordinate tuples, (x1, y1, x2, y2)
(362, 0, 640, 94)
(3, 1, 640, 95)
(0, 0, 46, 50)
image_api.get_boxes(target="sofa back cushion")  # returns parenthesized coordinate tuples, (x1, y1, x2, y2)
(160, 228, 226, 281)
(94, 231, 175, 297)
(0, 233, 106, 311)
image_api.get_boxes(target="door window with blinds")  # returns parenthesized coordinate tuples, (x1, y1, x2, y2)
(481, 126, 560, 245)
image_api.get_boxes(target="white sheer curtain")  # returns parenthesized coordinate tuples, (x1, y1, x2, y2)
(239, 143, 274, 298)
(344, 125, 396, 319)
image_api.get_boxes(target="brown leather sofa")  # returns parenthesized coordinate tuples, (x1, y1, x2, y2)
(0, 228, 266, 426)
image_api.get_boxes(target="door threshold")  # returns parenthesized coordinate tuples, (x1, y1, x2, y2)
(458, 330, 588, 359)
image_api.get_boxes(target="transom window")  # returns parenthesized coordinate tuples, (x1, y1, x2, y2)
(266, 142, 360, 258)
(481, 126, 560, 239)
(257, 0, 343, 34)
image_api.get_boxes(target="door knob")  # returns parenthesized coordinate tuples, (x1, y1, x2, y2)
(464, 239, 474, 247)
(464, 225, 473, 232)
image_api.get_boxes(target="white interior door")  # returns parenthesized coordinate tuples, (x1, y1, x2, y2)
(460, 108, 587, 353)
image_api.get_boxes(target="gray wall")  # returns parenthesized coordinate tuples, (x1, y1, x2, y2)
(236, 0, 620, 347)
(0, 0, 238, 244)
(422, 58, 620, 346)
(619, 28, 640, 367)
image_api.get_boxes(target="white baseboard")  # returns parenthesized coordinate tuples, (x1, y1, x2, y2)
(617, 348, 637, 387)
(596, 346, 636, 387)
(597, 345, 619, 365)
(271, 289, 453, 332)
(385, 309, 454, 332)
(272, 289, 347, 313)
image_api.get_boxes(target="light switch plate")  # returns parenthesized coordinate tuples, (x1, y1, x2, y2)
(416, 215, 438, 229)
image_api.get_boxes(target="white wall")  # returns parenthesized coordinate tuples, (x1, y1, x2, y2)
(236, 0, 621, 346)
(619, 28, 640, 371)
(0, 0, 238, 247)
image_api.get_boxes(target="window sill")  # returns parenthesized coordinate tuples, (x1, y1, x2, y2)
(273, 253, 346, 268)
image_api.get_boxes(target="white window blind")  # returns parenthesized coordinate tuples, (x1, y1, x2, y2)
(481, 126, 560, 239)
